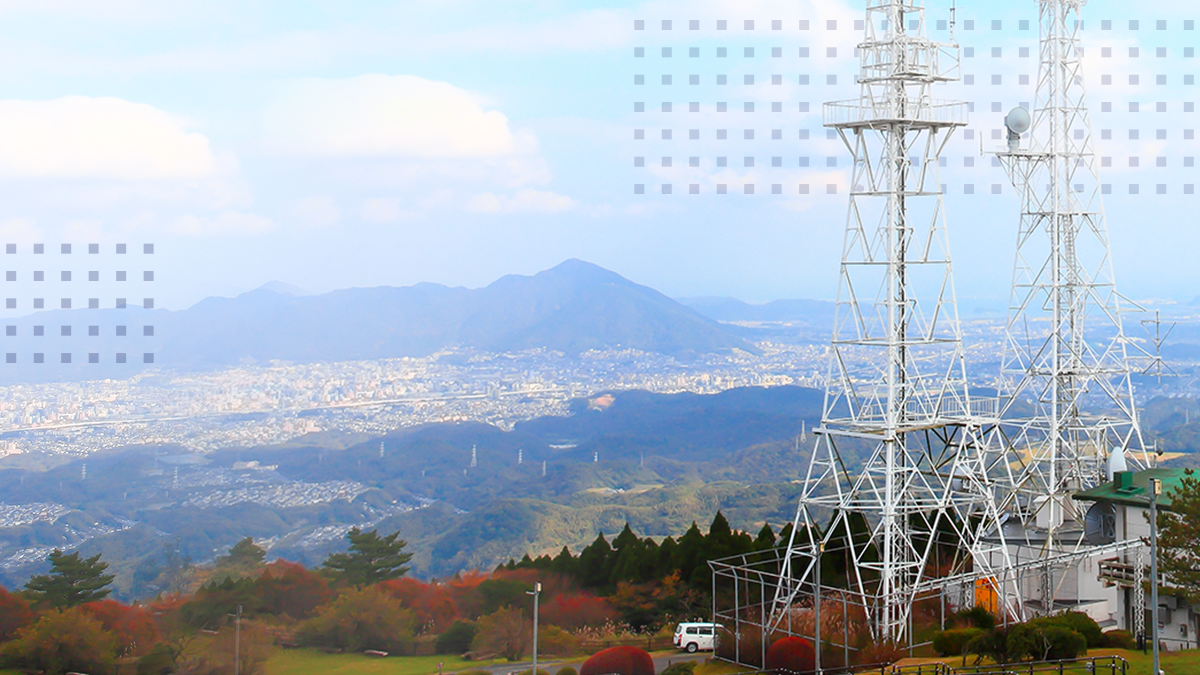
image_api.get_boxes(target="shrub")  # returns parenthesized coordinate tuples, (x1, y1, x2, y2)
(580, 646, 655, 675)
(1101, 629, 1136, 649)
(556, 667, 579, 675)
(765, 636, 815, 673)
(965, 627, 1011, 665)
(1007, 622, 1086, 661)
(855, 641, 906, 667)
(0, 608, 118, 675)
(1039, 612, 1102, 649)
(296, 586, 415, 653)
(472, 607, 528, 661)
(659, 662, 696, 675)
(136, 642, 176, 675)
(933, 628, 985, 657)
(0, 588, 32, 642)
(953, 606, 997, 631)
(80, 600, 160, 657)
(539, 625, 580, 656)
(437, 620, 477, 655)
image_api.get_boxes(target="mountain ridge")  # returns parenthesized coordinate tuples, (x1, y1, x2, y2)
(1, 259, 758, 382)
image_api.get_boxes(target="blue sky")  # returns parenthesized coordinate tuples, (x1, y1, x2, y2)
(0, 0, 1196, 315)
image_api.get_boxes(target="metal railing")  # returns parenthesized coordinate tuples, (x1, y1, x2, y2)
(824, 100, 969, 127)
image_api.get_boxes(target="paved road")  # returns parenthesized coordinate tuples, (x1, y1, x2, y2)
(470, 650, 710, 675)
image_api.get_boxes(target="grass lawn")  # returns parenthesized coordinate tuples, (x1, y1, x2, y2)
(265, 650, 508, 675)
(897, 648, 1200, 675)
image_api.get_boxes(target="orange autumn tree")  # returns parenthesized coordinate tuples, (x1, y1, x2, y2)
(379, 577, 458, 632)
(256, 560, 332, 620)
(80, 599, 160, 657)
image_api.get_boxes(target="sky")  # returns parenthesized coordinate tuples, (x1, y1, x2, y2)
(0, 0, 1197, 315)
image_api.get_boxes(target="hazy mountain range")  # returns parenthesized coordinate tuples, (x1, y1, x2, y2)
(1, 259, 841, 383)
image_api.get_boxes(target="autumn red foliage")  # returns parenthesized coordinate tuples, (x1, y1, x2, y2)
(0, 587, 32, 641)
(256, 560, 332, 620)
(540, 592, 617, 630)
(379, 577, 459, 632)
(580, 646, 655, 675)
(79, 599, 159, 657)
(765, 636, 816, 674)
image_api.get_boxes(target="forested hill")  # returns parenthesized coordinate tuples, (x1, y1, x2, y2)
(0, 385, 830, 596)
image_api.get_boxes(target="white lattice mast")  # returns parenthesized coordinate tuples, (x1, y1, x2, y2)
(775, 0, 1010, 645)
(995, 0, 1148, 554)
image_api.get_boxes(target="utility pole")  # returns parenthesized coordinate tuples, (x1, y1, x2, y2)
(234, 604, 243, 675)
(1149, 479, 1161, 675)
(527, 582, 541, 675)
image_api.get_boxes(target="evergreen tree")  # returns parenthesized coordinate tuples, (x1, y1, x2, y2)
(656, 537, 679, 579)
(637, 538, 661, 582)
(671, 522, 706, 588)
(753, 523, 777, 550)
(551, 546, 577, 578)
(1158, 469, 1200, 602)
(577, 533, 612, 589)
(25, 550, 115, 609)
(217, 537, 266, 569)
(322, 528, 412, 588)
(608, 524, 644, 585)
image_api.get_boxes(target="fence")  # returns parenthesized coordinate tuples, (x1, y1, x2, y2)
(578, 636, 675, 653)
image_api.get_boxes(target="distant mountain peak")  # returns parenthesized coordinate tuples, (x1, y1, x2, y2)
(257, 281, 314, 297)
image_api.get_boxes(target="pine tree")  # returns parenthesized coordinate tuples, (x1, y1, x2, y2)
(24, 550, 115, 608)
(1158, 469, 1200, 602)
(322, 528, 412, 588)
(218, 537, 266, 569)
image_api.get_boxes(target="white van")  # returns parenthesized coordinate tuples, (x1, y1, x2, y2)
(673, 622, 720, 653)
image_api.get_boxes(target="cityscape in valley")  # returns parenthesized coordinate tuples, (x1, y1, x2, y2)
(2, 298, 1194, 461)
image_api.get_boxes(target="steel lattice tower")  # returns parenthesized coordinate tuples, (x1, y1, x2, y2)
(772, 0, 1011, 645)
(993, 0, 1149, 561)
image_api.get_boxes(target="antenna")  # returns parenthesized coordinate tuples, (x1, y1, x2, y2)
(518, 448, 523, 465)
(470, 445, 477, 469)
(1140, 310, 1177, 384)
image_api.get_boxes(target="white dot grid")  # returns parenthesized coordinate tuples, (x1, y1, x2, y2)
(3, 243, 156, 366)
(630, 17, 1198, 197)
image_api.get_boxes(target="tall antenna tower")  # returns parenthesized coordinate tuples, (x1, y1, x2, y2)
(773, 0, 1008, 644)
(994, 0, 1148, 558)
(469, 445, 477, 469)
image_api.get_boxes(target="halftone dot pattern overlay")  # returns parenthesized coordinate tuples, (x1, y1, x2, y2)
(630, 16, 1197, 198)
(3, 243, 155, 367)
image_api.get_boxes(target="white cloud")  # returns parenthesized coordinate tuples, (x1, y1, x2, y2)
(0, 218, 41, 245)
(466, 189, 575, 215)
(0, 96, 219, 180)
(360, 197, 403, 223)
(169, 211, 274, 236)
(290, 196, 341, 227)
(264, 74, 537, 159)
